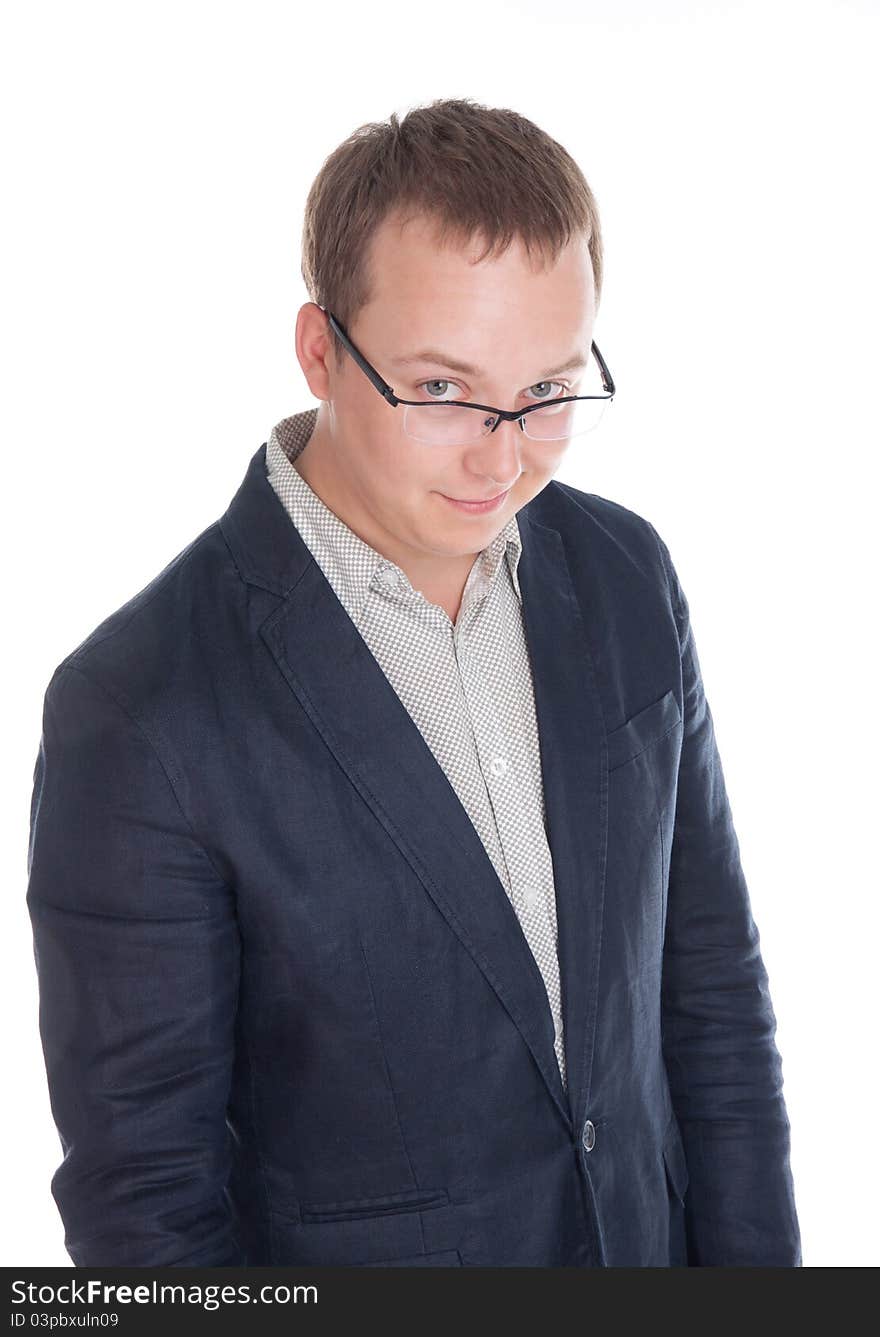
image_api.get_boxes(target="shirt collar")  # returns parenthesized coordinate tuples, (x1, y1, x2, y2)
(265, 407, 523, 622)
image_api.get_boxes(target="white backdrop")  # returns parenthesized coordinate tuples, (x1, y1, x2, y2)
(3, 0, 877, 1267)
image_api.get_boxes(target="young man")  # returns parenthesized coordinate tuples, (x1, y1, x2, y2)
(26, 98, 801, 1267)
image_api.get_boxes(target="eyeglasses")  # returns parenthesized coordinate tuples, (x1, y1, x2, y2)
(321, 308, 616, 446)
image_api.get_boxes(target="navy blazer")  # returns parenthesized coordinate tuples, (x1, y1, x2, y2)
(26, 440, 801, 1267)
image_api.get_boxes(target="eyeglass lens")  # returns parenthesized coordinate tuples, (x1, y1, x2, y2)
(403, 394, 611, 444)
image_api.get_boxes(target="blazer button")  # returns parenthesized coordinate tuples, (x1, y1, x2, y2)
(581, 1119, 595, 1152)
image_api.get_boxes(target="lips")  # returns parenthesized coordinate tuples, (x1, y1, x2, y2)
(447, 488, 508, 503)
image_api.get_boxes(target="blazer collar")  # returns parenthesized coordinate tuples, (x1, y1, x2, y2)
(220, 441, 610, 1138)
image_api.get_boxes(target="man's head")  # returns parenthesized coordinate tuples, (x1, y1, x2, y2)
(293, 98, 603, 598)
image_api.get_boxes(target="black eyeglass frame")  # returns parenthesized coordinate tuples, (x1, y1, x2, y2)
(322, 309, 616, 434)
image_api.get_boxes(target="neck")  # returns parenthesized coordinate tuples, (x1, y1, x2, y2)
(293, 414, 479, 624)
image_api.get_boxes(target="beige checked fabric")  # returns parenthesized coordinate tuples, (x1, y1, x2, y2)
(265, 407, 567, 1091)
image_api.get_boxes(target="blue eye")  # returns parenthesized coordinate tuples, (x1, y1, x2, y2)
(418, 379, 460, 401)
(527, 382, 567, 401)
(415, 378, 571, 404)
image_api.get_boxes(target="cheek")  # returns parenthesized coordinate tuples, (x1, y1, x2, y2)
(516, 454, 558, 495)
(363, 427, 414, 483)
(533, 443, 567, 472)
(383, 454, 441, 513)
(388, 425, 433, 478)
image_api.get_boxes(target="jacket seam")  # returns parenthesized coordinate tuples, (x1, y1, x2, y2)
(242, 1022, 275, 1264)
(645, 519, 689, 660)
(55, 661, 233, 892)
(358, 940, 425, 1249)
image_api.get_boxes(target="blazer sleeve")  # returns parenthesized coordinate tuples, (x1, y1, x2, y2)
(26, 661, 244, 1267)
(648, 523, 802, 1266)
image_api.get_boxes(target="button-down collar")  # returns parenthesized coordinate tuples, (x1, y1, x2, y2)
(265, 408, 523, 625)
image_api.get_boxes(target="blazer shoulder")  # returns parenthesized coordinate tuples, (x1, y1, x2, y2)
(549, 477, 653, 533)
(42, 520, 231, 714)
(542, 478, 670, 581)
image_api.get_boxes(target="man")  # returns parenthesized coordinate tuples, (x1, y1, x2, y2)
(26, 98, 801, 1267)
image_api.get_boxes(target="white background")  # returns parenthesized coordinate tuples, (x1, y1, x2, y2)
(3, 0, 877, 1267)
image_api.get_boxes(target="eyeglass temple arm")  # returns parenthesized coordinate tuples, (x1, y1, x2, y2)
(325, 308, 614, 402)
(591, 341, 615, 396)
(325, 310, 401, 404)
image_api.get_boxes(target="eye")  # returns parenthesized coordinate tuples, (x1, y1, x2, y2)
(415, 377, 572, 404)
(525, 381, 568, 402)
(417, 379, 462, 402)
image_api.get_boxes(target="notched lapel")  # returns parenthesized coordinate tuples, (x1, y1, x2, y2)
(257, 511, 609, 1135)
(516, 517, 610, 1133)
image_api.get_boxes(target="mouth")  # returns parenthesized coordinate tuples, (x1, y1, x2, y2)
(439, 486, 512, 514)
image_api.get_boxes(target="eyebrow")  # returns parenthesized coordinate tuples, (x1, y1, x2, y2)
(390, 348, 590, 380)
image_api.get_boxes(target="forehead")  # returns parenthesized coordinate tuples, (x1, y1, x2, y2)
(361, 211, 595, 370)
(367, 208, 593, 298)
(389, 344, 590, 381)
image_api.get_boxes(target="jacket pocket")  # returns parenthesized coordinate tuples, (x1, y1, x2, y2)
(607, 688, 682, 772)
(360, 1248, 462, 1266)
(300, 1185, 450, 1224)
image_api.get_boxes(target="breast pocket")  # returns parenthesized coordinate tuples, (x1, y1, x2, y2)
(606, 688, 682, 773)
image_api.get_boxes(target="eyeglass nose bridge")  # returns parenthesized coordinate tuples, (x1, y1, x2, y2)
(484, 407, 529, 434)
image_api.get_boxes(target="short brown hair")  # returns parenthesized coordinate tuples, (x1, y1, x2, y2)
(301, 97, 603, 367)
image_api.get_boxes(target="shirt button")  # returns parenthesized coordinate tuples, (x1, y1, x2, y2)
(489, 756, 509, 777)
(581, 1120, 595, 1152)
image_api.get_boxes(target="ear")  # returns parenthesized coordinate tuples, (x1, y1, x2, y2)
(295, 302, 337, 401)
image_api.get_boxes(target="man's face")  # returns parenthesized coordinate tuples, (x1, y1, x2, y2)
(298, 210, 597, 570)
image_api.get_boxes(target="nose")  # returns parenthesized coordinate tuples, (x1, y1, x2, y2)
(472, 416, 524, 488)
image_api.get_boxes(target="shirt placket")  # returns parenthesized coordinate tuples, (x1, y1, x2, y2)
(452, 592, 567, 1091)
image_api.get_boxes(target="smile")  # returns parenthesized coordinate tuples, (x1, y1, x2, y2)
(439, 487, 512, 514)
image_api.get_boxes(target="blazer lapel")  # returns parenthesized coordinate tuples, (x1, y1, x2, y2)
(221, 445, 609, 1137)
(516, 518, 609, 1135)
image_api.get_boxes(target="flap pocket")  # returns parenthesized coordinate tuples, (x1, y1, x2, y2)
(361, 1248, 462, 1266)
(606, 688, 682, 772)
(300, 1185, 450, 1223)
(662, 1118, 690, 1201)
